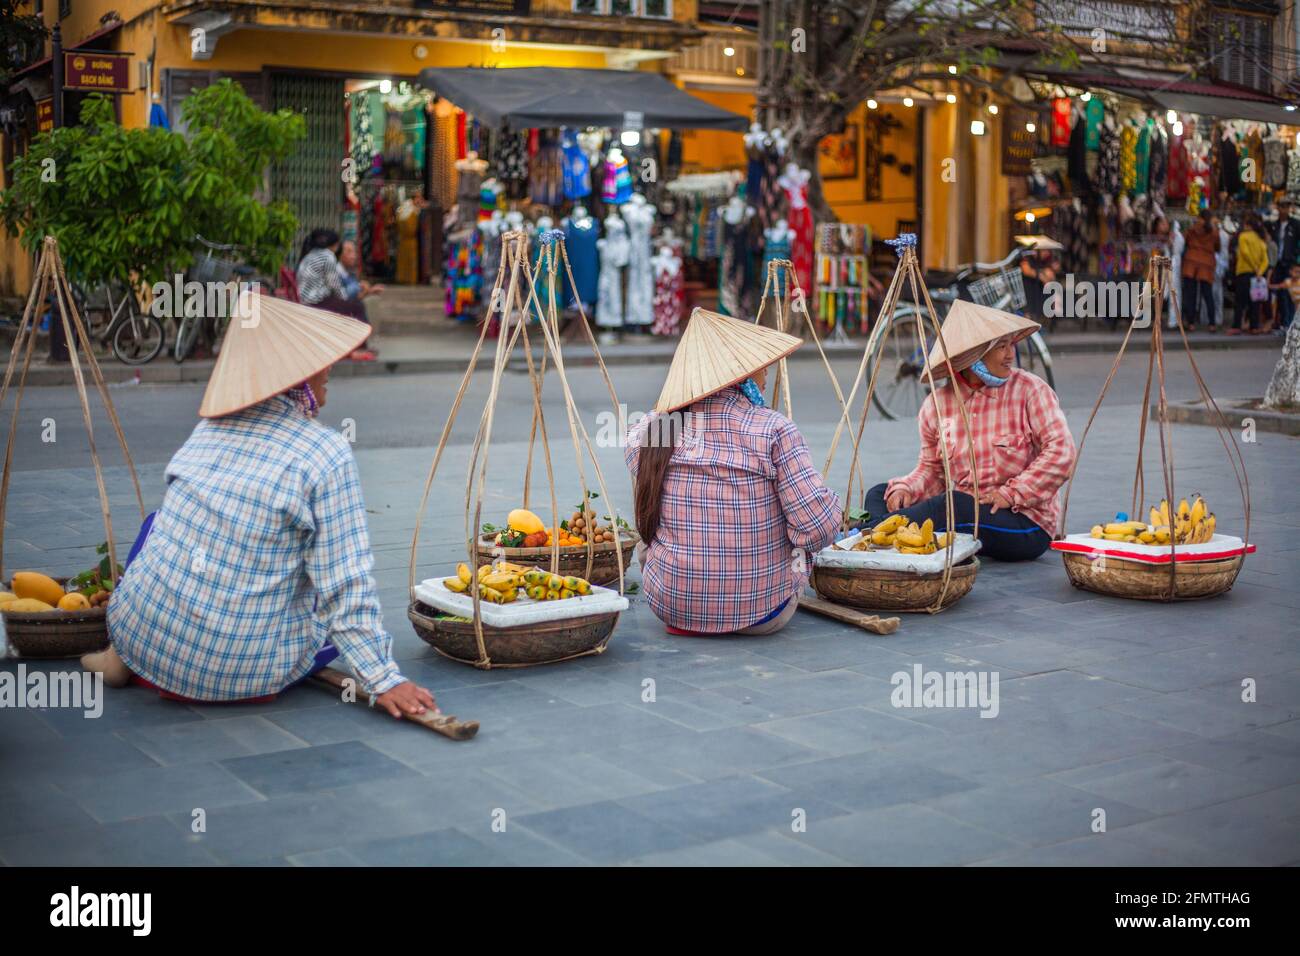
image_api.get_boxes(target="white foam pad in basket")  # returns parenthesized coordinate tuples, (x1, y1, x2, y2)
(414, 577, 629, 628)
(1052, 533, 1253, 565)
(815, 531, 982, 574)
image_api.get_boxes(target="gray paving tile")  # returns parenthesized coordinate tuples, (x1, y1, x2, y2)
(1133, 784, 1300, 865)
(0, 731, 160, 782)
(60, 761, 266, 824)
(1105, 688, 1295, 739)
(1000, 669, 1156, 714)
(515, 800, 695, 864)
(221, 740, 420, 798)
(481, 752, 667, 808)
(597, 725, 821, 781)
(0, 781, 97, 837)
(799, 803, 1019, 865)
(0, 815, 217, 866)
(1047, 754, 1275, 814)
(758, 750, 979, 811)
(122, 715, 309, 765)
(286, 846, 366, 866)
(1158, 729, 1300, 790)
(755, 705, 943, 755)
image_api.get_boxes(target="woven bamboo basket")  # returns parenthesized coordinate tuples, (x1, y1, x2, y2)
(811, 558, 979, 612)
(2, 578, 109, 659)
(409, 600, 617, 667)
(1061, 552, 1242, 602)
(474, 531, 639, 586)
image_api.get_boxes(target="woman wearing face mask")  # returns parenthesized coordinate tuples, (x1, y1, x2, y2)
(625, 309, 841, 636)
(864, 301, 1076, 562)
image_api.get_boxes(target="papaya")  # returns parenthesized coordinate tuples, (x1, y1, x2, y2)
(4, 598, 56, 613)
(507, 509, 545, 535)
(58, 592, 92, 611)
(12, 572, 65, 606)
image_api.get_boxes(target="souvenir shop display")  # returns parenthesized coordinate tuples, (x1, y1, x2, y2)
(622, 194, 655, 330)
(602, 146, 633, 206)
(396, 198, 422, 285)
(409, 231, 633, 667)
(530, 132, 567, 207)
(478, 211, 506, 298)
(666, 171, 740, 262)
(596, 213, 629, 336)
(651, 244, 685, 336)
(815, 222, 872, 340)
(1054, 255, 1253, 600)
(444, 227, 483, 320)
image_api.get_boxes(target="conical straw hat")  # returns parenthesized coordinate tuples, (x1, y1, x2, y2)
(655, 308, 802, 412)
(922, 299, 1040, 378)
(199, 293, 370, 418)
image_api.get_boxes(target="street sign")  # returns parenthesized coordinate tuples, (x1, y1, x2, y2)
(1001, 105, 1037, 176)
(36, 98, 52, 133)
(63, 51, 131, 93)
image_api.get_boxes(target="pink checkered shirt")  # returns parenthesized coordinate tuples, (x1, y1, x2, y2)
(886, 368, 1077, 535)
(626, 387, 842, 633)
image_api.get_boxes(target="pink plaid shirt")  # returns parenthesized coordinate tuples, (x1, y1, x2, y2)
(886, 368, 1076, 535)
(626, 387, 842, 633)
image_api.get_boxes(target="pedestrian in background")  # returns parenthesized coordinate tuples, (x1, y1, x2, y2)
(1272, 199, 1300, 329)
(296, 228, 375, 360)
(1181, 210, 1217, 329)
(1230, 214, 1270, 336)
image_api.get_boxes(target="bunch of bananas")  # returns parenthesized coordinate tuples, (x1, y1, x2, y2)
(522, 569, 592, 601)
(443, 561, 531, 604)
(862, 515, 953, 555)
(1088, 497, 1216, 546)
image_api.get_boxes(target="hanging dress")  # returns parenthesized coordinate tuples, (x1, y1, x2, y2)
(761, 230, 793, 298)
(1167, 128, 1188, 201)
(1097, 122, 1121, 198)
(562, 130, 592, 201)
(782, 177, 815, 296)
(1120, 123, 1138, 195)
(564, 216, 600, 310)
(623, 202, 655, 327)
(651, 256, 685, 336)
(596, 219, 629, 329)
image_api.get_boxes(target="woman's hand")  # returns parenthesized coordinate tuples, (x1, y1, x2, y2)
(980, 489, 1014, 514)
(886, 487, 911, 512)
(374, 680, 437, 719)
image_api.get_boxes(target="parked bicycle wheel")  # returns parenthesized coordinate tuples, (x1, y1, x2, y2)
(112, 310, 166, 365)
(173, 313, 201, 363)
(1018, 331, 1056, 390)
(871, 307, 936, 421)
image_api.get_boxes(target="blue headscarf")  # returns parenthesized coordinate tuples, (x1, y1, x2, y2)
(738, 377, 766, 407)
(969, 358, 1009, 387)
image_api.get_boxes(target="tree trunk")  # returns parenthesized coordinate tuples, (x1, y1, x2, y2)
(1263, 321, 1300, 409)
(791, 137, 837, 223)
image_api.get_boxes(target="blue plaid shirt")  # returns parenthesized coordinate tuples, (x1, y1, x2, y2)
(108, 394, 405, 701)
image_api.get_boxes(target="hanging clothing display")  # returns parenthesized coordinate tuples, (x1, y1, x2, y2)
(1051, 98, 1072, 148)
(1148, 123, 1167, 206)
(1167, 128, 1188, 201)
(622, 200, 655, 327)
(1120, 123, 1138, 194)
(1134, 120, 1151, 196)
(602, 149, 633, 205)
(651, 253, 686, 336)
(1264, 136, 1288, 189)
(561, 130, 591, 201)
(596, 217, 629, 329)
(1085, 97, 1104, 150)
(762, 227, 793, 297)
(1288, 148, 1300, 200)
(780, 172, 815, 295)
(529, 132, 566, 206)
(564, 214, 600, 309)
(1219, 133, 1244, 197)
(1097, 121, 1121, 198)
(445, 229, 483, 319)
(1067, 113, 1089, 196)
(478, 222, 504, 304)
(396, 201, 420, 285)
(495, 126, 529, 200)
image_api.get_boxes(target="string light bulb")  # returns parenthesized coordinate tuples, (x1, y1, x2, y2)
(970, 119, 986, 136)
(1081, 91, 1091, 102)
(946, 93, 957, 104)
(988, 103, 999, 115)
(1025, 121, 1036, 133)
(903, 96, 914, 107)
(867, 99, 878, 110)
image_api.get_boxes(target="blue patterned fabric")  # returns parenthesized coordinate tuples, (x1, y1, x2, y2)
(970, 358, 1009, 387)
(107, 394, 403, 702)
(739, 377, 767, 408)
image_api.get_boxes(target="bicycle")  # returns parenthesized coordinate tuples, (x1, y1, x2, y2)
(868, 247, 1056, 421)
(172, 236, 251, 363)
(70, 280, 167, 366)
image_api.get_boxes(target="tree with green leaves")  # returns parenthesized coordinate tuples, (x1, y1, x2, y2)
(756, 0, 1193, 221)
(0, 0, 46, 86)
(0, 80, 306, 289)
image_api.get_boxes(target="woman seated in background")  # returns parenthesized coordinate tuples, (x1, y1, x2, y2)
(296, 228, 375, 360)
(82, 295, 433, 719)
(626, 308, 841, 636)
(865, 300, 1076, 562)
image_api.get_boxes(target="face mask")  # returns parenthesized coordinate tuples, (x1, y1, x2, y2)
(739, 377, 767, 407)
(969, 359, 1009, 387)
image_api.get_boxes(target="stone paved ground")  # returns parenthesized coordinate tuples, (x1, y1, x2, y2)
(1, 364, 1298, 866)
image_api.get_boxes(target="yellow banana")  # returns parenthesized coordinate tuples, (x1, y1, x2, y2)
(443, 577, 468, 593)
(919, 518, 935, 547)
(1090, 525, 1104, 539)
(1160, 499, 1170, 527)
(1154, 527, 1171, 544)
(481, 571, 524, 589)
(896, 529, 925, 548)
(898, 544, 937, 554)
(1138, 530, 1156, 544)
(1190, 497, 1206, 525)
(1178, 498, 1190, 519)
(1149, 506, 1162, 529)
(457, 562, 472, 585)
(934, 531, 952, 549)
(873, 514, 907, 535)
(1205, 514, 1216, 539)
(871, 531, 895, 546)
(1102, 532, 1131, 541)
(1104, 521, 1146, 535)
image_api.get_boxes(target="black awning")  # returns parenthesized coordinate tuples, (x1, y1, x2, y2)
(416, 66, 748, 131)
(1147, 90, 1300, 126)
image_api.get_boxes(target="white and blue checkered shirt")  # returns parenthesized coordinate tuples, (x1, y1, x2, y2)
(108, 394, 405, 701)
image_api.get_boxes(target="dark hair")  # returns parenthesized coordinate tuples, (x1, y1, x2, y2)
(299, 227, 341, 260)
(633, 413, 682, 544)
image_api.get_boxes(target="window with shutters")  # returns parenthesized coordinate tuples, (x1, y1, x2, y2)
(1211, 12, 1274, 92)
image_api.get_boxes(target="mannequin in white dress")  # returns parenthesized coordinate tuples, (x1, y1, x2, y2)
(596, 213, 629, 343)
(622, 193, 655, 331)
